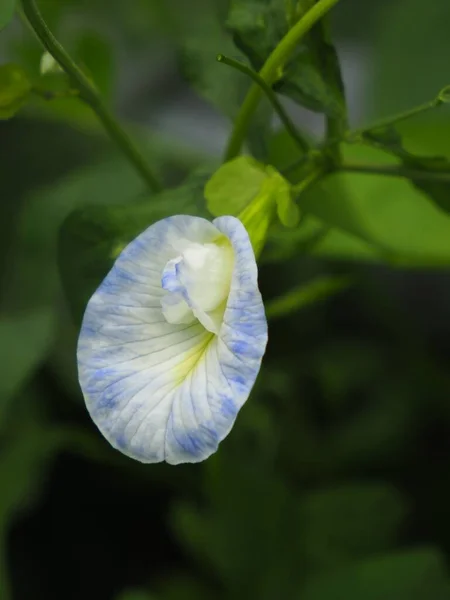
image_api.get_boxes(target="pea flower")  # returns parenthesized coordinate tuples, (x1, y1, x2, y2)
(77, 215, 268, 464)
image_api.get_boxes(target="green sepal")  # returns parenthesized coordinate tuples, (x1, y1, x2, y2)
(204, 156, 300, 257)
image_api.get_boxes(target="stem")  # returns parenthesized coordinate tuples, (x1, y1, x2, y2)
(292, 167, 324, 196)
(340, 162, 450, 182)
(223, 0, 342, 162)
(20, 0, 162, 193)
(217, 54, 310, 154)
(348, 96, 445, 142)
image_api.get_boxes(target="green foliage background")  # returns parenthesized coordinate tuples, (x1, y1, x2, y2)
(0, 0, 450, 599)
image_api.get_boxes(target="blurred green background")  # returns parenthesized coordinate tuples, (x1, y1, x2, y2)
(1, 0, 450, 598)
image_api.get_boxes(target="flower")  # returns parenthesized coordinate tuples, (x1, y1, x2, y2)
(77, 215, 268, 464)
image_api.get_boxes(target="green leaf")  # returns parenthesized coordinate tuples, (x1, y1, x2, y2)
(0, 0, 15, 31)
(266, 125, 450, 266)
(172, 465, 303, 596)
(180, 14, 248, 119)
(205, 157, 298, 223)
(178, 7, 271, 158)
(266, 165, 300, 227)
(0, 63, 32, 120)
(58, 169, 211, 325)
(372, 0, 450, 117)
(299, 484, 408, 571)
(326, 379, 420, 469)
(157, 575, 212, 600)
(295, 143, 450, 267)
(205, 156, 268, 217)
(205, 156, 298, 254)
(5, 158, 145, 314)
(75, 32, 114, 97)
(361, 125, 450, 214)
(301, 548, 450, 600)
(0, 309, 54, 428)
(226, 0, 346, 119)
(265, 275, 350, 319)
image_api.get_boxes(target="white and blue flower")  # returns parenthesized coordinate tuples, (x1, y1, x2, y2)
(77, 215, 268, 464)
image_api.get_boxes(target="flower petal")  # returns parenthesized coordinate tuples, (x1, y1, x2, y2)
(77, 215, 267, 464)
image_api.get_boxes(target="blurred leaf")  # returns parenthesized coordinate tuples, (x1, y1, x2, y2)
(75, 32, 114, 97)
(266, 275, 350, 319)
(299, 483, 408, 570)
(226, 0, 346, 120)
(372, 0, 450, 117)
(173, 469, 304, 597)
(58, 168, 211, 325)
(178, 7, 271, 159)
(0, 0, 15, 31)
(301, 548, 450, 600)
(314, 340, 384, 412)
(4, 157, 151, 315)
(0, 64, 32, 120)
(180, 14, 247, 119)
(0, 309, 54, 427)
(327, 379, 420, 469)
(157, 575, 213, 600)
(361, 126, 450, 214)
(296, 143, 450, 267)
(264, 215, 381, 264)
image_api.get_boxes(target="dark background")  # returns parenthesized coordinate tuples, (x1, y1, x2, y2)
(1, 0, 450, 598)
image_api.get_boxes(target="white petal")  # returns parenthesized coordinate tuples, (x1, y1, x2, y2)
(77, 215, 267, 464)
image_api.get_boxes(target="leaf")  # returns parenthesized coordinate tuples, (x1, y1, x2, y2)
(265, 275, 350, 319)
(179, 14, 248, 119)
(172, 466, 304, 596)
(226, 0, 346, 119)
(157, 575, 212, 600)
(0, 309, 54, 428)
(5, 156, 152, 316)
(265, 125, 450, 266)
(372, 0, 450, 117)
(205, 156, 298, 221)
(301, 548, 450, 600)
(177, 4, 271, 159)
(205, 156, 268, 216)
(58, 169, 211, 325)
(0, 63, 32, 120)
(295, 142, 450, 267)
(205, 156, 298, 254)
(0, 0, 15, 31)
(326, 379, 421, 469)
(299, 483, 408, 571)
(75, 32, 114, 98)
(265, 212, 386, 265)
(361, 125, 450, 214)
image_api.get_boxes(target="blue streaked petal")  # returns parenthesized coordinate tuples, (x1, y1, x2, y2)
(77, 215, 267, 464)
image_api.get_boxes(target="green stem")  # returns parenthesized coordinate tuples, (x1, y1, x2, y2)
(217, 54, 310, 154)
(291, 167, 324, 196)
(20, 0, 162, 193)
(348, 95, 446, 142)
(223, 0, 342, 162)
(340, 162, 450, 182)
